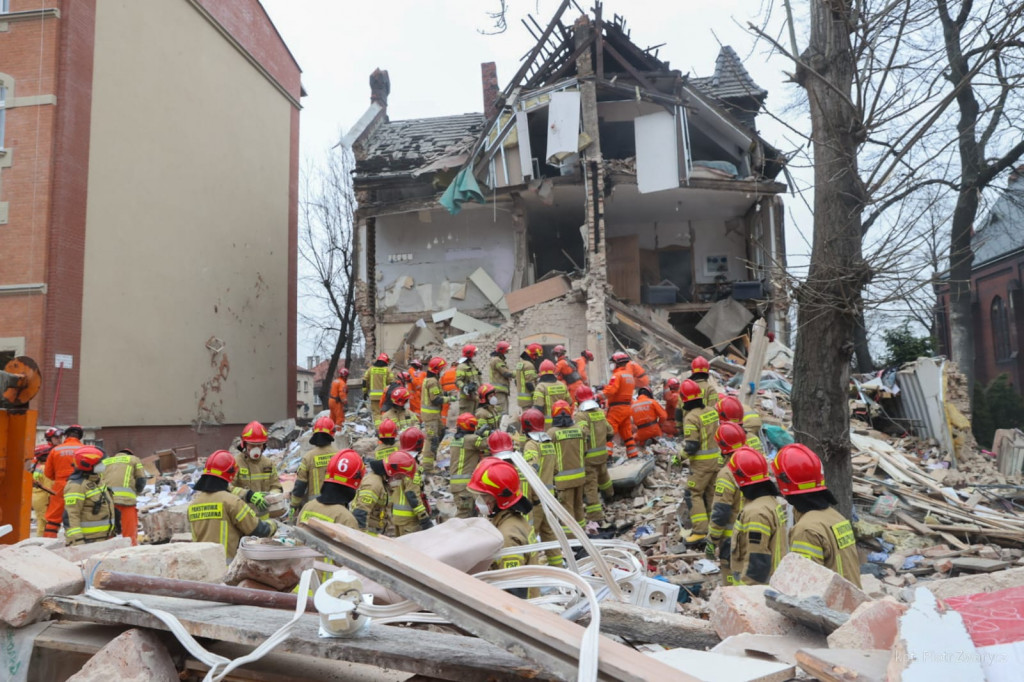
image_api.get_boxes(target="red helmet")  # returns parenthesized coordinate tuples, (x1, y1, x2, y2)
(496, 341, 511, 354)
(468, 458, 523, 510)
(65, 424, 85, 439)
(538, 360, 556, 375)
(427, 356, 447, 374)
(728, 447, 770, 487)
(611, 352, 630, 365)
(552, 344, 566, 357)
(339, 367, 350, 378)
(487, 430, 515, 455)
(399, 427, 426, 453)
(241, 421, 268, 445)
(691, 357, 710, 374)
(666, 378, 680, 391)
(552, 400, 572, 417)
(637, 386, 653, 399)
(717, 396, 745, 423)
(383, 450, 417, 479)
(477, 383, 496, 403)
(45, 427, 63, 440)
(34, 443, 52, 457)
(376, 352, 390, 364)
(391, 386, 410, 406)
(526, 343, 544, 360)
(679, 379, 703, 402)
(462, 344, 477, 359)
(409, 359, 423, 369)
(203, 450, 238, 482)
(456, 412, 479, 433)
(772, 444, 828, 496)
(716, 422, 748, 454)
(520, 408, 545, 433)
(581, 350, 595, 361)
(325, 450, 365, 489)
(313, 416, 336, 435)
(378, 419, 398, 440)
(575, 385, 595, 402)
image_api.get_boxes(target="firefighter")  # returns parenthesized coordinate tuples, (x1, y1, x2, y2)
(468, 458, 538, 588)
(677, 379, 722, 545)
(515, 343, 543, 411)
(352, 450, 418, 535)
(455, 344, 482, 416)
(374, 419, 399, 460)
(380, 371, 411, 414)
(297, 450, 364, 528)
(100, 448, 147, 545)
(533, 360, 569, 427)
(449, 413, 486, 518)
(716, 395, 765, 453)
(575, 350, 594, 386)
(475, 383, 502, 432)
(419, 356, 448, 470)
(729, 446, 788, 585)
(381, 386, 420, 432)
(547, 400, 587, 529)
(706, 422, 753, 581)
(440, 362, 459, 428)
(189, 450, 277, 561)
(689, 356, 719, 407)
(63, 446, 117, 546)
(552, 345, 583, 402)
(231, 421, 282, 520)
(773, 444, 862, 587)
(290, 415, 336, 517)
(631, 387, 666, 447)
(600, 352, 638, 459)
(43, 424, 85, 538)
(407, 359, 426, 416)
(624, 353, 650, 391)
(329, 367, 349, 428)
(662, 378, 680, 437)
(362, 352, 393, 427)
(45, 426, 64, 448)
(574, 386, 612, 525)
(488, 341, 514, 416)
(30, 444, 55, 537)
(391, 427, 432, 536)
(520, 408, 561, 565)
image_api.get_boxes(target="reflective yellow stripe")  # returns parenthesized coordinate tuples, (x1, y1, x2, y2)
(691, 453, 721, 461)
(554, 467, 585, 482)
(64, 493, 85, 503)
(792, 541, 824, 559)
(299, 510, 335, 524)
(743, 522, 771, 534)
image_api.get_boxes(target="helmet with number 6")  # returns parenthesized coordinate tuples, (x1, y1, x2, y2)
(325, 450, 365, 489)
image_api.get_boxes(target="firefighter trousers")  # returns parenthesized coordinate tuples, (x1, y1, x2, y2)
(531, 498, 563, 566)
(32, 489, 49, 537)
(43, 483, 67, 538)
(583, 460, 612, 522)
(422, 417, 442, 467)
(557, 485, 585, 528)
(681, 459, 720, 535)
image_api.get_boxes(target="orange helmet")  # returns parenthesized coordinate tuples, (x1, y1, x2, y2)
(487, 430, 515, 455)
(581, 349, 594, 361)
(339, 367, 350, 378)
(376, 352, 390, 363)
(313, 416, 335, 435)
(456, 412, 479, 433)
(74, 446, 104, 472)
(717, 396, 745, 423)
(716, 422, 748, 454)
(552, 400, 572, 417)
(552, 344, 566, 357)
(462, 344, 477, 359)
(241, 421, 268, 445)
(520, 408, 545, 433)
(325, 450, 365, 489)
(772, 444, 828, 496)
(496, 341, 511, 354)
(378, 419, 398, 440)
(538, 360, 556, 376)
(477, 383, 496, 403)
(728, 447, 770, 487)
(526, 343, 544, 360)
(409, 358, 423, 370)
(427, 356, 447, 374)
(666, 378, 680, 391)
(611, 351, 630, 365)
(391, 386, 410, 406)
(691, 356, 710, 374)
(203, 450, 238, 482)
(34, 443, 52, 458)
(383, 450, 417, 479)
(575, 385, 595, 402)
(468, 458, 523, 510)
(679, 379, 703, 402)
(399, 427, 426, 453)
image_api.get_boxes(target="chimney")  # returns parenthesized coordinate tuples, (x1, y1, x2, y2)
(481, 62, 499, 120)
(1010, 165, 1024, 187)
(370, 68, 390, 108)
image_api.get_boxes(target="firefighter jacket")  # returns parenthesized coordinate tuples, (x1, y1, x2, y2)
(789, 507, 862, 588)
(742, 409, 765, 453)
(709, 467, 743, 545)
(391, 477, 429, 528)
(602, 367, 635, 407)
(574, 408, 610, 465)
(731, 495, 788, 585)
(488, 354, 513, 395)
(692, 376, 719, 407)
(533, 379, 569, 425)
(329, 377, 348, 414)
(555, 358, 582, 391)
(515, 359, 538, 405)
(31, 456, 55, 493)
(362, 364, 393, 402)
(189, 489, 262, 561)
(100, 451, 146, 506)
(45, 437, 83, 491)
(420, 376, 445, 422)
(663, 389, 679, 436)
(627, 361, 650, 390)
(492, 509, 538, 569)
(523, 434, 557, 500)
(374, 442, 398, 461)
(682, 406, 721, 464)
(63, 471, 116, 545)
(352, 471, 390, 534)
(449, 432, 485, 493)
(292, 444, 335, 507)
(232, 453, 282, 495)
(381, 406, 420, 432)
(408, 369, 425, 414)
(298, 498, 358, 529)
(475, 404, 500, 432)
(631, 395, 666, 435)
(546, 423, 587, 490)
(455, 360, 481, 397)
(574, 356, 590, 385)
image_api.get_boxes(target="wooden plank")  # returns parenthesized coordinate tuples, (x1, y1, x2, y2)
(43, 593, 544, 682)
(607, 235, 640, 303)
(794, 648, 889, 682)
(295, 519, 691, 682)
(949, 557, 1013, 573)
(505, 275, 572, 313)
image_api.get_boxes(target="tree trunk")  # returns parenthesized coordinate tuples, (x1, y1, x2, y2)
(790, 0, 868, 518)
(852, 312, 875, 373)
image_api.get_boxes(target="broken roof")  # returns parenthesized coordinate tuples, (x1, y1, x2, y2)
(354, 113, 487, 178)
(973, 183, 1024, 268)
(689, 46, 768, 103)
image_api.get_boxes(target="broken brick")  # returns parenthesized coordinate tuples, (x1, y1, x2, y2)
(921, 566, 1024, 600)
(827, 597, 908, 650)
(0, 545, 84, 626)
(768, 552, 869, 614)
(66, 628, 178, 681)
(53, 536, 133, 564)
(85, 542, 227, 583)
(708, 585, 817, 639)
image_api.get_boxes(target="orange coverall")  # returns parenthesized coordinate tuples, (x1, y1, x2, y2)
(440, 367, 458, 424)
(555, 358, 582, 403)
(627, 361, 650, 390)
(574, 356, 590, 386)
(408, 368, 426, 415)
(329, 377, 348, 426)
(662, 388, 679, 436)
(602, 367, 638, 458)
(43, 437, 83, 538)
(631, 394, 667, 446)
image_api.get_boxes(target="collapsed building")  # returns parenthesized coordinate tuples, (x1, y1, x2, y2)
(345, 2, 789, 383)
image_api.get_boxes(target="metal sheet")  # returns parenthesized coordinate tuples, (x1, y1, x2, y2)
(635, 111, 680, 194)
(896, 358, 955, 456)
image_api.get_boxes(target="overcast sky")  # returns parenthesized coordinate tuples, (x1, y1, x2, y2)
(259, 0, 813, 361)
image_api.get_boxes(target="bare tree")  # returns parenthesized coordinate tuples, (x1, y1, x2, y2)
(299, 145, 362, 410)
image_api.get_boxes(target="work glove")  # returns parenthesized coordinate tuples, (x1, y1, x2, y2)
(289, 505, 302, 523)
(248, 491, 269, 511)
(705, 539, 717, 560)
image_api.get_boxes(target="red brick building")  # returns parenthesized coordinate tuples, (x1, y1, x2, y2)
(0, 0, 301, 455)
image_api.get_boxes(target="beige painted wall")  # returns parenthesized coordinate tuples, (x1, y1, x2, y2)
(79, 0, 292, 427)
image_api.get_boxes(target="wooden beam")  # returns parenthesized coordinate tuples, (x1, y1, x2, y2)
(600, 41, 659, 92)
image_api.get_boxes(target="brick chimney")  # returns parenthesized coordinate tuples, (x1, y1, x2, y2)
(481, 62, 499, 119)
(370, 68, 390, 108)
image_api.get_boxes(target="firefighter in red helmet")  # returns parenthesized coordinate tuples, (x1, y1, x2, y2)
(290, 415, 337, 517)
(456, 344, 482, 417)
(468, 458, 538, 589)
(677, 379, 721, 546)
(729, 447, 787, 585)
(63, 446, 117, 546)
(190, 450, 277, 561)
(297, 450, 364, 529)
(362, 353, 394, 427)
(515, 344, 543, 412)
(231, 421, 282, 520)
(488, 341, 514, 415)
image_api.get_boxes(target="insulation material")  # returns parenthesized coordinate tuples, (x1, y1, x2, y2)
(695, 298, 754, 352)
(545, 91, 581, 164)
(635, 110, 680, 194)
(415, 284, 433, 311)
(468, 267, 511, 320)
(448, 311, 497, 334)
(516, 111, 533, 181)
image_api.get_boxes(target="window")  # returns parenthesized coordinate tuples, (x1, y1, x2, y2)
(992, 296, 1012, 361)
(0, 1, 9, 14)
(0, 84, 6, 149)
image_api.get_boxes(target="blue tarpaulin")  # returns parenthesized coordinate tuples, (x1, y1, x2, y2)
(439, 167, 486, 215)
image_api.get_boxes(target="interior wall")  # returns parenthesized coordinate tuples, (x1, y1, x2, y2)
(605, 218, 747, 284)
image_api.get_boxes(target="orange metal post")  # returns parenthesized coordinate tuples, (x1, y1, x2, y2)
(0, 409, 37, 544)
